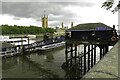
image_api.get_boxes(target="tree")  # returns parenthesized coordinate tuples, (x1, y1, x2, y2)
(101, 0, 120, 14)
(1, 25, 56, 35)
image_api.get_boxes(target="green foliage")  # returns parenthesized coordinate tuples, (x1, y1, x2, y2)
(1, 24, 56, 35)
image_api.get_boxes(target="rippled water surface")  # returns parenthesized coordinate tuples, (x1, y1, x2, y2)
(2, 47, 66, 78)
(2, 45, 113, 78)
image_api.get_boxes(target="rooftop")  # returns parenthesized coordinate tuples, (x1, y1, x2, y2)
(69, 23, 112, 30)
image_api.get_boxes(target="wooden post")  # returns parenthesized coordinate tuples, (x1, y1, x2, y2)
(75, 43, 77, 64)
(84, 44, 86, 75)
(91, 45, 93, 68)
(100, 47, 102, 59)
(80, 54, 83, 76)
(105, 46, 109, 53)
(94, 45, 96, 65)
(100, 46, 103, 59)
(70, 44, 73, 66)
(87, 45, 90, 71)
(65, 42, 68, 66)
(103, 46, 105, 56)
(104, 46, 108, 55)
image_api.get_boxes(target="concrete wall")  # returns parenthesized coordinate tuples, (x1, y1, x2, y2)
(82, 41, 119, 79)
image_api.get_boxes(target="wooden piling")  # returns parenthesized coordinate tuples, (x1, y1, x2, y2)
(100, 46, 103, 59)
(94, 45, 96, 65)
(84, 44, 86, 75)
(75, 43, 77, 64)
(80, 54, 83, 76)
(70, 44, 73, 66)
(91, 45, 93, 68)
(87, 45, 90, 71)
(65, 42, 68, 66)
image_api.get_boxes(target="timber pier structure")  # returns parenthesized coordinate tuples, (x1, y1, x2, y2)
(61, 24, 118, 79)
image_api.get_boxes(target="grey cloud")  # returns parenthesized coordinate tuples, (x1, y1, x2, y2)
(2, 2, 95, 18)
(49, 21, 62, 27)
(2, 0, 95, 3)
(13, 17, 21, 20)
(52, 2, 95, 7)
(2, 2, 94, 26)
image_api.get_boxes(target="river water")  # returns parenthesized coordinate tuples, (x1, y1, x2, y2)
(2, 43, 113, 78)
(2, 47, 66, 78)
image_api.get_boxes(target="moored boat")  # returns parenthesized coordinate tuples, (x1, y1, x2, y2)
(35, 41, 65, 51)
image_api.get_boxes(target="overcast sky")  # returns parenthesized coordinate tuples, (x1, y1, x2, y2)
(0, 0, 118, 29)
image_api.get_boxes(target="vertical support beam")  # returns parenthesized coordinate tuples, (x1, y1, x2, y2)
(94, 45, 96, 65)
(106, 46, 109, 53)
(104, 46, 109, 55)
(87, 45, 90, 71)
(84, 44, 86, 75)
(75, 43, 77, 64)
(100, 46, 103, 60)
(91, 45, 93, 68)
(103, 46, 105, 56)
(65, 42, 68, 64)
(70, 44, 73, 66)
(80, 54, 83, 76)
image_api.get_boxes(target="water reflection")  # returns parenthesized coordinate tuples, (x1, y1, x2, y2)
(2, 45, 113, 79)
(45, 53, 54, 62)
(2, 47, 65, 78)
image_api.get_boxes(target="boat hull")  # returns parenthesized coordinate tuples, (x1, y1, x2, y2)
(35, 42, 65, 51)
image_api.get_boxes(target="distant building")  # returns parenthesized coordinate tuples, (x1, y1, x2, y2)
(61, 22, 68, 29)
(71, 22, 73, 28)
(62, 22, 64, 29)
(42, 15, 48, 28)
(55, 22, 69, 35)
